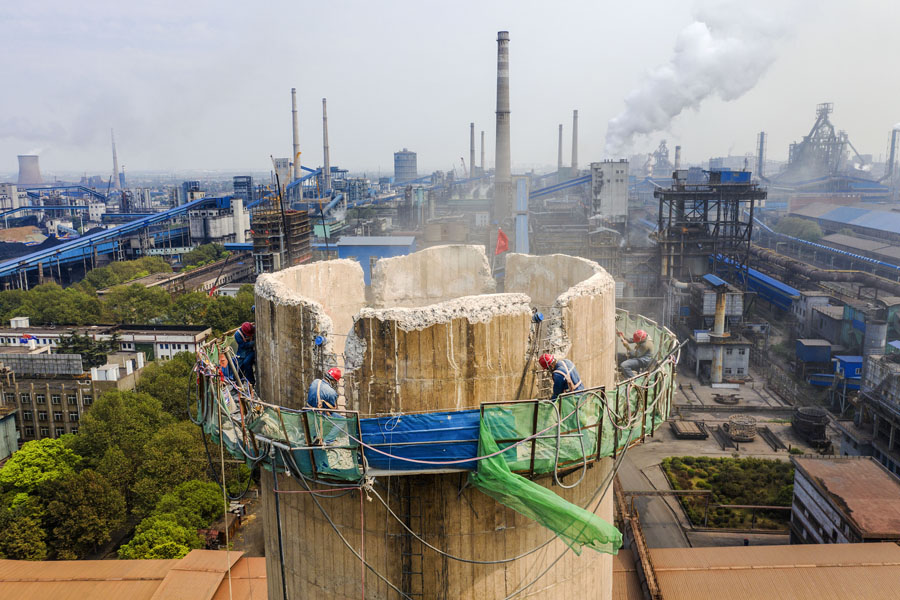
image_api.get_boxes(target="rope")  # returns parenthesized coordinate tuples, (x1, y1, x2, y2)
(216, 394, 234, 600)
(271, 455, 289, 600)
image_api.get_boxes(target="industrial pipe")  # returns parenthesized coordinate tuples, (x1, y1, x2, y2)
(711, 291, 727, 384)
(749, 245, 900, 296)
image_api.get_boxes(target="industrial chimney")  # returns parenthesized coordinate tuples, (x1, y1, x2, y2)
(756, 131, 767, 179)
(110, 129, 121, 190)
(291, 88, 301, 182)
(494, 31, 512, 222)
(322, 98, 331, 194)
(674, 145, 682, 170)
(557, 124, 564, 173)
(17, 155, 42, 186)
(469, 123, 475, 179)
(881, 128, 898, 182)
(480, 130, 485, 173)
(571, 110, 578, 172)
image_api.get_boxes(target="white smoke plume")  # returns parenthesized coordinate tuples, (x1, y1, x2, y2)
(605, 1, 799, 154)
(894, 122, 900, 131)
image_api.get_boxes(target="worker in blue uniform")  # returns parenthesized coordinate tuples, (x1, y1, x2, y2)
(539, 353, 584, 400)
(307, 367, 342, 413)
(234, 322, 256, 385)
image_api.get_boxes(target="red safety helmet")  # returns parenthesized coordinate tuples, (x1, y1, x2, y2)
(538, 353, 555, 371)
(326, 367, 342, 382)
(632, 329, 648, 344)
(240, 322, 255, 336)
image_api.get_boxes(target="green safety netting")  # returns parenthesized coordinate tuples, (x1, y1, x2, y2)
(469, 418, 623, 555)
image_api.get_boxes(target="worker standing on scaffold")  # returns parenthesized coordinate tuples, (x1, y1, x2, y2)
(539, 353, 584, 400)
(618, 329, 654, 378)
(234, 322, 256, 386)
(307, 367, 341, 413)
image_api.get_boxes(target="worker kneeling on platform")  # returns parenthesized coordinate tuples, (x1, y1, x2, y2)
(307, 367, 341, 413)
(618, 329, 654, 379)
(234, 322, 256, 385)
(539, 353, 584, 400)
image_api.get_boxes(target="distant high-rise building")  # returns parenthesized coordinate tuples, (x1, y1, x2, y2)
(233, 176, 254, 205)
(394, 148, 417, 183)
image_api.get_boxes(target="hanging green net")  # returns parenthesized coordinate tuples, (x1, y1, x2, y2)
(469, 418, 623, 555)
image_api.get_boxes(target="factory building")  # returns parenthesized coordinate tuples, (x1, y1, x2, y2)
(188, 196, 249, 244)
(232, 175, 254, 205)
(393, 148, 417, 183)
(590, 159, 629, 222)
(790, 456, 900, 544)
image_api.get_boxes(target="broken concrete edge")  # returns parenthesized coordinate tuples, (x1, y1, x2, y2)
(547, 269, 616, 360)
(507, 251, 603, 274)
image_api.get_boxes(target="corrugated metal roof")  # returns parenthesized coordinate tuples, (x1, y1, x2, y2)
(821, 233, 891, 253)
(612, 553, 642, 600)
(793, 458, 900, 537)
(0, 551, 263, 600)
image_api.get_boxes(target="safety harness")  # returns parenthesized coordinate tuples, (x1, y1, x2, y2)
(553, 359, 582, 394)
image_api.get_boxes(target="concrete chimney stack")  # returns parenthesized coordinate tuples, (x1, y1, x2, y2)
(480, 130, 485, 172)
(110, 129, 121, 190)
(885, 129, 899, 181)
(469, 123, 476, 179)
(571, 110, 578, 172)
(291, 88, 301, 182)
(494, 31, 512, 222)
(232, 197, 245, 243)
(16, 155, 42, 187)
(557, 124, 564, 172)
(322, 98, 331, 194)
(674, 145, 682, 170)
(756, 131, 767, 179)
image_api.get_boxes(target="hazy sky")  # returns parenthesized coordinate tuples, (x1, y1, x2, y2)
(1, 0, 898, 177)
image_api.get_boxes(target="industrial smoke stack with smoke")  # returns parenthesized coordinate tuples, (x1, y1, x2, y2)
(605, 1, 796, 154)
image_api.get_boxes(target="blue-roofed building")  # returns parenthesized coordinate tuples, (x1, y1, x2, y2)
(792, 202, 900, 246)
(334, 236, 417, 285)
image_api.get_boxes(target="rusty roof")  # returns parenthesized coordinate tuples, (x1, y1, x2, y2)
(0, 550, 265, 600)
(793, 457, 900, 537)
(614, 543, 900, 600)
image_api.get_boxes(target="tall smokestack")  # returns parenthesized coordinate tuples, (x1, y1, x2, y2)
(571, 110, 578, 172)
(756, 131, 767, 178)
(480, 130, 485, 172)
(291, 88, 301, 182)
(674, 145, 682, 170)
(494, 31, 512, 222)
(470, 123, 475, 179)
(883, 128, 898, 182)
(322, 98, 331, 194)
(557, 124, 564, 172)
(16, 155, 42, 187)
(110, 129, 121, 190)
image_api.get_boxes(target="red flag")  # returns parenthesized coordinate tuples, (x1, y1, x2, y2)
(495, 228, 509, 255)
(208, 286, 217, 297)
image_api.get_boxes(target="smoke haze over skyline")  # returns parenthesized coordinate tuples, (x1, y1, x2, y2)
(1, 0, 898, 176)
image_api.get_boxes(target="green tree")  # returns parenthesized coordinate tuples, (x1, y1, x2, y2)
(153, 480, 224, 529)
(132, 421, 208, 517)
(10, 283, 102, 325)
(166, 292, 212, 326)
(774, 217, 824, 242)
(39, 469, 126, 558)
(180, 243, 228, 271)
(101, 284, 172, 324)
(136, 352, 196, 417)
(117, 516, 203, 560)
(0, 438, 82, 493)
(0, 494, 48, 560)
(55, 332, 120, 369)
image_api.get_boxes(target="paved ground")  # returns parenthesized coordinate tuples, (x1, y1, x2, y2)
(230, 490, 265, 556)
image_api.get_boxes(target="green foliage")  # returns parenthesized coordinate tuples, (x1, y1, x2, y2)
(153, 481, 224, 530)
(131, 422, 208, 517)
(662, 456, 794, 530)
(5, 283, 102, 326)
(137, 352, 196, 417)
(0, 495, 48, 560)
(76, 256, 172, 294)
(101, 284, 172, 324)
(0, 438, 82, 494)
(117, 516, 203, 560)
(55, 332, 120, 369)
(774, 217, 824, 242)
(180, 243, 229, 271)
(789, 447, 805, 455)
(39, 469, 126, 558)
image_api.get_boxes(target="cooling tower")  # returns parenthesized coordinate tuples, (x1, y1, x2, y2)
(17, 155, 42, 186)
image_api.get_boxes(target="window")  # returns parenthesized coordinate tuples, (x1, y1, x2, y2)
(725, 348, 733, 356)
(53, 411, 62, 421)
(69, 411, 79, 422)
(36, 393, 45, 404)
(738, 348, 746, 355)
(51, 394, 60, 404)
(20, 393, 31, 404)
(724, 368, 733, 375)
(23, 411, 32, 420)
(38, 411, 47, 421)
(83, 395, 92, 406)
(39, 427, 49, 437)
(4, 393, 13, 403)
(70, 427, 78, 435)
(24, 426, 34, 436)
(55, 427, 64, 438)
(67, 394, 77, 404)
(736, 368, 745, 375)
